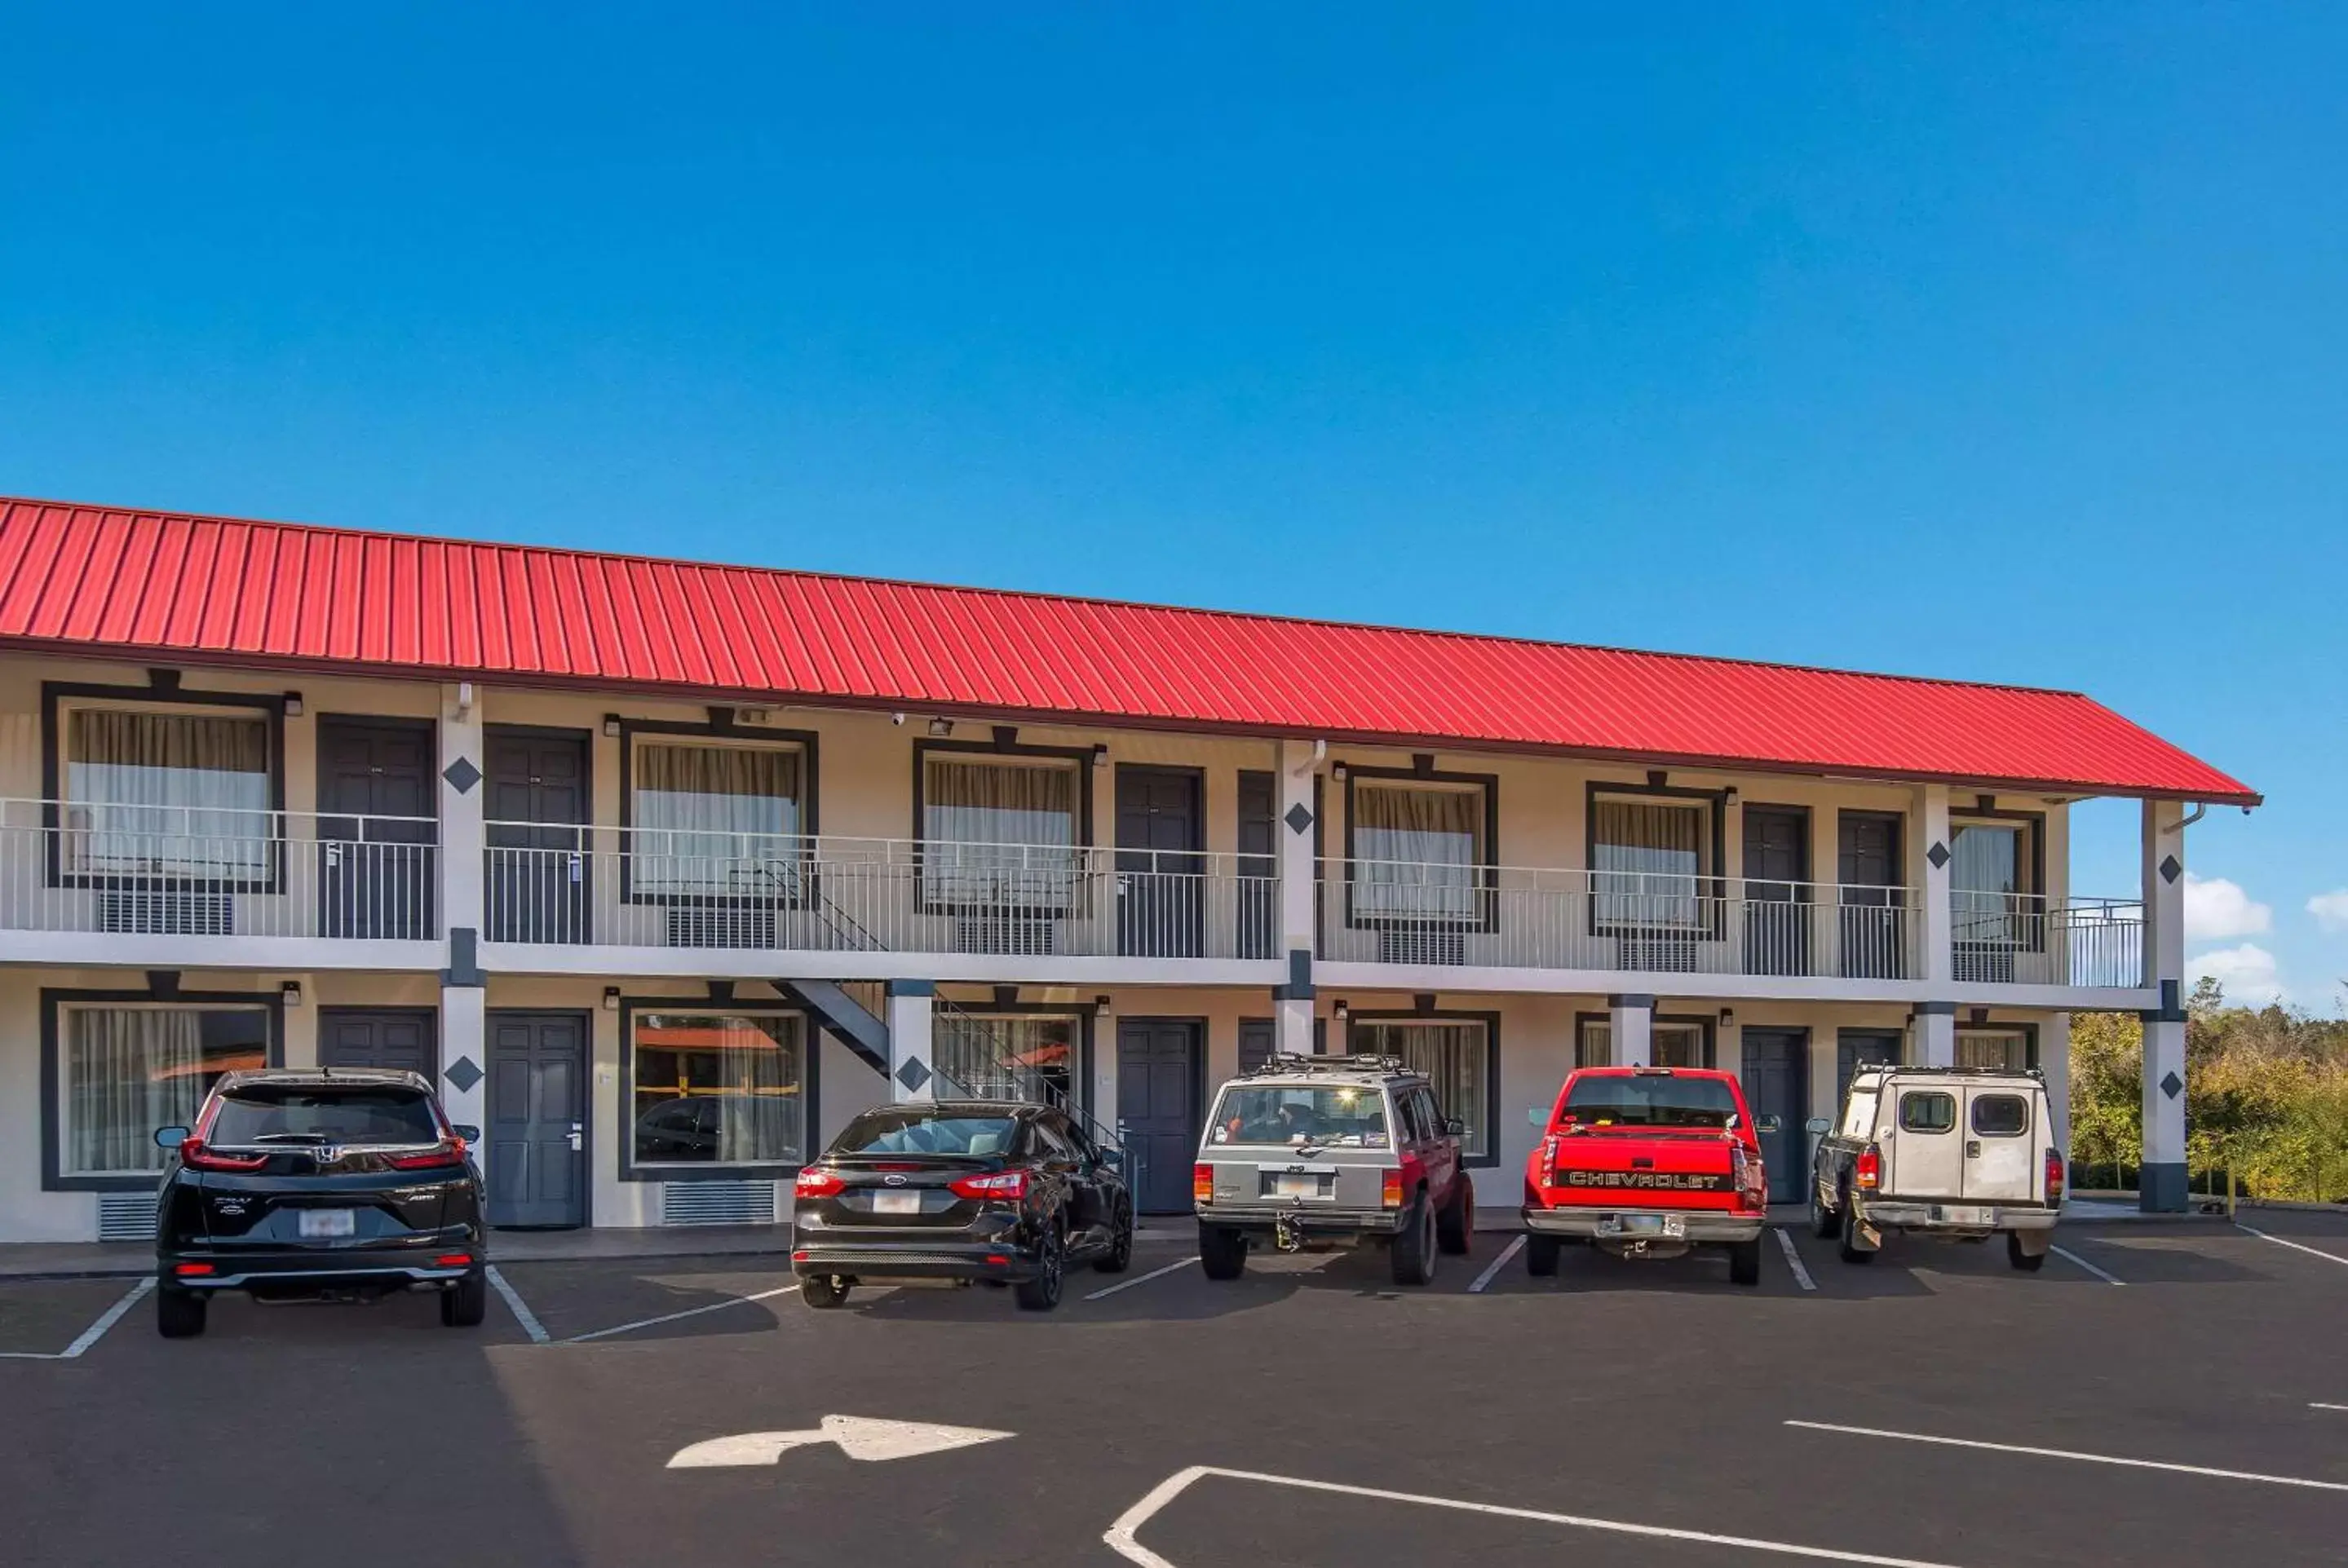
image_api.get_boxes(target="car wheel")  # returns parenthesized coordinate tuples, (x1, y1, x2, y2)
(802, 1274, 851, 1310)
(440, 1270, 488, 1327)
(1436, 1172, 1474, 1257)
(1525, 1233, 1561, 1278)
(1839, 1203, 1877, 1265)
(1390, 1194, 1437, 1287)
(1094, 1202, 1134, 1274)
(156, 1284, 207, 1340)
(1015, 1220, 1066, 1311)
(1198, 1224, 1247, 1281)
(1810, 1182, 1839, 1239)
(1728, 1237, 1763, 1287)
(2006, 1231, 2046, 1272)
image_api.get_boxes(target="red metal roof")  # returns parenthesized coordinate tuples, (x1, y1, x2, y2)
(0, 497, 2257, 803)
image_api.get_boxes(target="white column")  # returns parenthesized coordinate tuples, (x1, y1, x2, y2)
(2140, 799, 2188, 1212)
(2043, 1012, 2072, 1161)
(1276, 738, 1321, 1057)
(440, 989, 489, 1141)
(436, 682, 490, 1146)
(1610, 994, 1653, 1067)
(1916, 1005, 1956, 1067)
(887, 981, 936, 1103)
(1912, 783, 1953, 991)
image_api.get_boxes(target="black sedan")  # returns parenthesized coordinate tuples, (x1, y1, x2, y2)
(790, 1102, 1133, 1311)
(153, 1067, 489, 1338)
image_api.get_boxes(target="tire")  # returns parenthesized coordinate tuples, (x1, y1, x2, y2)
(1094, 1203, 1134, 1274)
(1198, 1224, 1247, 1281)
(1015, 1220, 1067, 1311)
(2007, 1231, 2046, 1272)
(156, 1285, 207, 1339)
(1390, 1194, 1437, 1287)
(801, 1274, 851, 1310)
(1435, 1172, 1474, 1257)
(440, 1270, 488, 1327)
(1839, 1203, 1877, 1265)
(1728, 1237, 1763, 1287)
(1525, 1233, 1561, 1278)
(1810, 1182, 1839, 1239)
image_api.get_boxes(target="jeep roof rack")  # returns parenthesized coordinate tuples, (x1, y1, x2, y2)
(1245, 1052, 1414, 1077)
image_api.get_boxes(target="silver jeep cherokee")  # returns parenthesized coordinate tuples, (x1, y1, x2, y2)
(1192, 1053, 1475, 1287)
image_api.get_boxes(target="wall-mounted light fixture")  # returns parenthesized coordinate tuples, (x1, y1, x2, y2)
(604, 986, 621, 1011)
(739, 708, 771, 725)
(283, 691, 304, 717)
(602, 714, 622, 738)
(928, 718, 954, 738)
(1718, 1008, 1735, 1029)
(1091, 744, 1109, 769)
(280, 981, 303, 1008)
(1331, 762, 1349, 782)
(456, 681, 475, 718)
(1332, 999, 1350, 1023)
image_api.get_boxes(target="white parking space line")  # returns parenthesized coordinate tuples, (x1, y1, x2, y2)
(566, 1283, 798, 1343)
(0, 1279, 155, 1361)
(2312, 1403, 2348, 1412)
(485, 1265, 550, 1345)
(2236, 1223, 2348, 1268)
(1786, 1420, 2348, 1493)
(1086, 1257, 1199, 1301)
(1103, 1464, 1974, 1567)
(2050, 1245, 2124, 1285)
(1467, 1235, 1526, 1292)
(1773, 1227, 1818, 1292)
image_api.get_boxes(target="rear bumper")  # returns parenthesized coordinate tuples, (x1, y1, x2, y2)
(161, 1248, 480, 1292)
(1857, 1199, 2059, 1234)
(1521, 1205, 1765, 1244)
(1195, 1205, 1405, 1239)
(791, 1239, 1046, 1283)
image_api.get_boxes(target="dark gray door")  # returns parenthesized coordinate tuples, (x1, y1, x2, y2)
(1117, 767, 1203, 958)
(1742, 806, 1807, 976)
(1237, 1017, 1276, 1075)
(1117, 1019, 1200, 1214)
(1741, 1027, 1808, 1203)
(320, 1009, 435, 1075)
(1236, 770, 1277, 960)
(1837, 811, 1907, 978)
(317, 718, 437, 939)
(486, 1011, 587, 1227)
(484, 729, 591, 943)
(1837, 1029, 1903, 1106)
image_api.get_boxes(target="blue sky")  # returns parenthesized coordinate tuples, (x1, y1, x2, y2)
(2, 7, 2341, 1007)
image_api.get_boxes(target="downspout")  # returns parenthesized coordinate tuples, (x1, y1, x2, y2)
(1292, 738, 1326, 775)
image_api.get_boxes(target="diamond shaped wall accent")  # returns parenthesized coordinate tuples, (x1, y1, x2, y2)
(895, 1058, 933, 1093)
(442, 757, 482, 794)
(2160, 1071, 2183, 1100)
(445, 1055, 484, 1093)
(1926, 841, 1951, 871)
(2160, 855, 2182, 885)
(1285, 803, 1314, 836)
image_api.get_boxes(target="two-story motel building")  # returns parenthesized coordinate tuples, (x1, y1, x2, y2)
(0, 497, 2258, 1243)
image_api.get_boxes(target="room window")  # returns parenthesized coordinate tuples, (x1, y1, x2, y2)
(57, 1004, 270, 1177)
(1949, 818, 2041, 949)
(60, 705, 274, 881)
(630, 1011, 805, 1168)
(1652, 1022, 1708, 1069)
(922, 755, 1081, 907)
(1576, 1018, 1612, 1069)
(630, 740, 805, 897)
(1353, 1018, 1492, 1158)
(1351, 778, 1490, 922)
(1592, 793, 1713, 930)
(1957, 1028, 2031, 1071)
(935, 1013, 1075, 1107)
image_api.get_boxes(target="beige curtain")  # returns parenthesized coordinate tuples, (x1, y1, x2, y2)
(923, 759, 1079, 904)
(935, 1014, 1074, 1104)
(634, 743, 802, 894)
(631, 1013, 803, 1164)
(1593, 798, 1705, 929)
(1359, 1021, 1488, 1156)
(66, 1008, 206, 1175)
(66, 709, 272, 877)
(1354, 783, 1482, 920)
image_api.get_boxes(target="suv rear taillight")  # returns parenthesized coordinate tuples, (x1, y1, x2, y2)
(1854, 1144, 1882, 1190)
(794, 1167, 846, 1199)
(2045, 1146, 2066, 1204)
(387, 1137, 467, 1171)
(948, 1170, 1029, 1201)
(1193, 1164, 1215, 1206)
(1382, 1169, 1404, 1209)
(179, 1139, 268, 1173)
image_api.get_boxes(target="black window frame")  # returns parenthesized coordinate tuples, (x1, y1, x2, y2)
(1339, 761, 1501, 934)
(911, 737, 1096, 917)
(1899, 1089, 1957, 1134)
(1948, 805, 2049, 956)
(616, 994, 820, 1184)
(1585, 779, 1730, 941)
(41, 983, 285, 1192)
(1970, 1093, 2032, 1137)
(1346, 1008, 1502, 1168)
(617, 713, 822, 911)
(42, 678, 289, 895)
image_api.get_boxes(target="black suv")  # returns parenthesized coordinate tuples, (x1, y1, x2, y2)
(791, 1102, 1134, 1312)
(153, 1068, 489, 1338)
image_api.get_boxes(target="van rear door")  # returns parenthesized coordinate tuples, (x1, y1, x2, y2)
(1961, 1086, 2039, 1203)
(1884, 1084, 1963, 1199)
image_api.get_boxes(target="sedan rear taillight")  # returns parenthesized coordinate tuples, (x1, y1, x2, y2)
(179, 1139, 268, 1173)
(387, 1137, 467, 1171)
(794, 1167, 846, 1199)
(1854, 1144, 1882, 1190)
(2045, 1146, 2066, 1204)
(949, 1170, 1028, 1201)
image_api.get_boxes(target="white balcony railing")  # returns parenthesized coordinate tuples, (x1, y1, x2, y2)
(481, 826, 1280, 960)
(1315, 857, 1925, 980)
(1952, 891, 2145, 989)
(0, 799, 441, 941)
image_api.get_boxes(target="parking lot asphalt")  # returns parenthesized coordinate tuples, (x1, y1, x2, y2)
(6, 1208, 2347, 1567)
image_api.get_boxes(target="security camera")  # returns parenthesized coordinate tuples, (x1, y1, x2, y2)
(891, 713, 907, 726)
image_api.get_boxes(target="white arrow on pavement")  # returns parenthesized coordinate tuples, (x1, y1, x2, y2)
(667, 1415, 1014, 1469)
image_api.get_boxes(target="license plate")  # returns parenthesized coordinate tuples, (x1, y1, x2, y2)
(1266, 1172, 1330, 1199)
(1601, 1213, 1686, 1239)
(872, 1190, 922, 1216)
(298, 1208, 356, 1239)
(1932, 1204, 1992, 1225)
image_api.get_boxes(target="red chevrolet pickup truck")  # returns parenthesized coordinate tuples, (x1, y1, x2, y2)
(1520, 1066, 1771, 1286)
